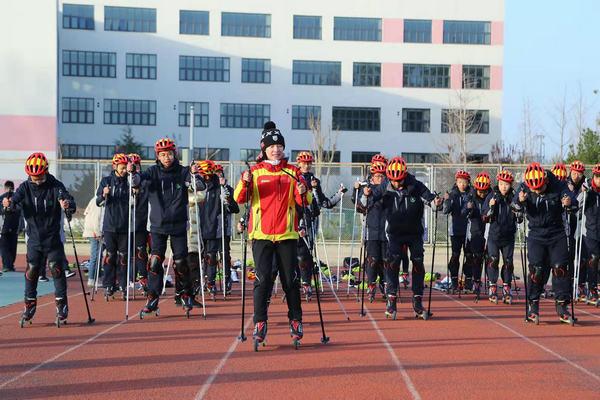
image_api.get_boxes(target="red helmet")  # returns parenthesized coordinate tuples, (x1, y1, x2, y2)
(154, 138, 176, 155)
(551, 163, 567, 181)
(473, 172, 491, 191)
(524, 162, 547, 190)
(570, 160, 585, 173)
(496, 169, 514, 184)
(128, 153, 141, 164)
(213, 163, 224, 174)
(370, 161, 387, 175)
(593, 163, 600, 176)
(195, 160, 216, 177)
(25, 152, 49, 177)
(386, 157, 408, 181)
(112, 153, 129, 166)
(296, 151, 314, 164)
(371, 153, 388, 165)
(455, 170, 471, 181)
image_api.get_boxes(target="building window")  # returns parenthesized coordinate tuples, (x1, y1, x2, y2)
(179, 56, 230, 82)
(292, 105, 321, 130)
(220, 103, 270, 129)
(61, 144, 155, 160)
(178, 102, 209, 127)
(62, 97, 94, 124)
(403, 64, 450, 88)
(63, 4, 94, 30)
(403, 19, 431, 43)
(334, 17, 381, 41)
(402, 109, 430, 132)
(466, 154, 488, 163)
(180, 10, 209, 35)
(443, 21, 491, 45)
(441, 109, 489, 134)
(240, 149, 261, 162)
(126, 53, 157, 79)
(462, 65, 490, 89)
(293, 60, 341, 86)
(221, 12, 271, 38)
(353, 62, 381, 86)
(293, 15, 321, 39)
(352, 151, 379, 163)
(104, 6, 156, 32)
(62, 50, 116, 78)
(104, 99, 156, 126)
(332, 107, 380, 131)
(195, 148, 229, 161)
(402, 153, 442, 163)
(242, 58, 271, 83)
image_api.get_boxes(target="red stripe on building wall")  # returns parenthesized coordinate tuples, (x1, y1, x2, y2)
(382, 18, 403, 43)
(0, 115, 57, 152)
(491, 65, 503, 90)
(491, 21, 504, 45)
(450, 64, 463, 90)
(381, 63, 403, 87)
(432, 20, 444, 44)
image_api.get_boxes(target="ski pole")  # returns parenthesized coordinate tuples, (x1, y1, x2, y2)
(221, 185, 227, 299)
(238, 161, 252, 342)
(191, 176, 207, 318)
(125, 174, 133, 320)
(91, 206, 105, 301)
(347, 181, 360, 296)
(336, 190, 344, 290)
(427, 207, 440, 318)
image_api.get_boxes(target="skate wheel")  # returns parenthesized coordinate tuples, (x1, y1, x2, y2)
(253, 339, 260, 352)
(139, 311, 144, 320)
(155, 309, 160, 317)
(19, 318, 25, 328)
(422, 312, 430, 321)
(56, 318, 61, 328)
(185, 310, 190, 319)
(293, 339, 300, 350)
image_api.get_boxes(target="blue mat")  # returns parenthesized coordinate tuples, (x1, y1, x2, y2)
(0, 271, 56, 307)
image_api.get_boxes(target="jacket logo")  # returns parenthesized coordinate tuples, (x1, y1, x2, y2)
(410, 197, 416, 203)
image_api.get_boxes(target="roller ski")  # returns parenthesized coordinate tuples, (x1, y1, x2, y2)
(55, 297, 68, 328)
(225, 279, 232, 296)
(19, 298, 37, 328)
(464, 277, 473, 294)
(252, 321, 268, 351)
(502, 285, 513, 305)
(585, 289, 599, 307)
(139, 295, 160, 319)
(104, 287, 115, 302)
(473, 281, 481, 303)
(413, 295, 431, 320)
(450, 277, 460, 295)
(385, 294, 397, 320)
(526, 300, 540, 325)
(556, 300, 575, 326)
(367, 284, 376, 303)
(302, 283, 312, 302)
(137, 276, 148, 295)
(174, 293, 182, 307)
(488, 284, 498, 304)
(208, 284, 217, 302)
(289, 320, 303, 350)
(182, 294, 193, 318)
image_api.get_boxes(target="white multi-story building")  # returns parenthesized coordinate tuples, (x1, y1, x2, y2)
(2, 0, 504, 174)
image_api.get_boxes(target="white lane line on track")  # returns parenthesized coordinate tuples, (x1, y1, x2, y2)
(195, 317, 253, 400)
(0, 292, 83, 321)
(365, 306, 422, 400)
(448, 294, 600, 383)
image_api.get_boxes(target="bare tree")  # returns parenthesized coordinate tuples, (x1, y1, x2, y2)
(518, 98, 538, 163)
(308, 113, 339, 187)
(551, 86, 569, 161)
(572, 82, 589, 145)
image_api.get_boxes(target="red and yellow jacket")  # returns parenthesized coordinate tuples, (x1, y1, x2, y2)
(234, 159, 311, 242)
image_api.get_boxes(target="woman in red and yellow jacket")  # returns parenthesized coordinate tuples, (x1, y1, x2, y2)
(234, 121, 310, 346)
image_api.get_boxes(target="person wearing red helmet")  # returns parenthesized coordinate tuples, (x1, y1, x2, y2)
(577, 164, 600, 306)
(482, 169, 518, 304)
(134, 138, 206, 318)
(551, 163, 568, 182)
(353, 160, 388, 302)
(464, 172, 492, 300)
(95, 153, 133, 300)
(512, 162, 577, 324)
(443, 169, 472, 293)
(566, 160, 588, 299)
(362, 157, 442, 319)
(3, 153, 76, 326)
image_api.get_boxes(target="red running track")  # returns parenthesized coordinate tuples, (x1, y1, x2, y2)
(1, 265, 600, 399)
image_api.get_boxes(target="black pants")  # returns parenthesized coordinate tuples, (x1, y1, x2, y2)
(527, 235, 570, 302)
(134, 230, 149, 279)
(25, 241, 67, 299)
(252, 239, 302, 323)
(583, 236, 599, 290)
(102, 231, 128, 290)
(487, 238, 515, 285)
(0, 231, 18, 269)
(203, 238, 220, 286)
(386, 235, 425, 296)
(465, 235, 486, 283)
(365, 240, 387, 285)
(448, 235, 467, 279)
(297, 238, 313, 285)
(148, 232, 188, 297)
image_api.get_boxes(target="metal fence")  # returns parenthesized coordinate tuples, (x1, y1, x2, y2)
(0, 159, 545, 243)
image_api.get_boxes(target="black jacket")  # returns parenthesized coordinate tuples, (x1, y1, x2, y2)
(464, 188, 488, 240)
(354, 183, 387, 242)
(566, 174, 586, 238)
(134, 179, 150, 233)
(10, 174, 75, 246)
(443, 185, 472, 236)
(0, 191, 21, 233)
(582, 180, 600, 242)
(198, 175, 239, 239)
(96, 171, 130, 233)
(365, 173, 437, 237)
(139, 159, 206, 235)
(482, 186, 517, 242)
(512, 171, 577, 241)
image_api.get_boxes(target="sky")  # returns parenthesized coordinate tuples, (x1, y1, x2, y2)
(503, 0, 600, 160)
